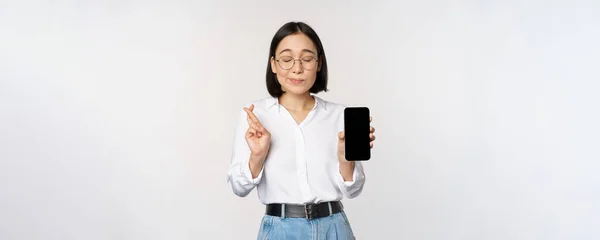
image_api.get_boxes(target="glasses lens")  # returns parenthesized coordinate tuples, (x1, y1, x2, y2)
(301, 57, 317, 70)
(278, 56, 294, 69)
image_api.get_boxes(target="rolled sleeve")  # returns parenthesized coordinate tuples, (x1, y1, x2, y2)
(337, 161, 366, 199)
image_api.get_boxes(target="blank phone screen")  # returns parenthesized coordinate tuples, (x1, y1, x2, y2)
(344, 107, 371, 161)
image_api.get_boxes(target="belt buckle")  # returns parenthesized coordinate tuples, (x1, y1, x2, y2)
(304, 204, 316, 220)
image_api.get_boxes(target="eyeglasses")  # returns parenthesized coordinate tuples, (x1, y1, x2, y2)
(275, 56, 318, 70)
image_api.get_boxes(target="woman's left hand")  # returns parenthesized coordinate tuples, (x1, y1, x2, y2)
(337, 117, 375, 162)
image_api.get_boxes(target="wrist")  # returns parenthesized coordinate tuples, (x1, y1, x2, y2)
(339, 160, 355, 168)
(248, 154, 266, 179)
(338, 160, 355, 182)
(338, 156, 354, 164)
(250, 153, 266, 164)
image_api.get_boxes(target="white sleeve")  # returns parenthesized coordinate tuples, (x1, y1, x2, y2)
(226, 108, 264, 197)
(337, 161, 366, 199)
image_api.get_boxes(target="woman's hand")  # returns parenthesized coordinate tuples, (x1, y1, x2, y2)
(337, 116, 376, 162)
(244, 104, 271, 160)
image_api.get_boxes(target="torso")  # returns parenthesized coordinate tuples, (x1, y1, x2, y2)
(241, 95, 348, 204)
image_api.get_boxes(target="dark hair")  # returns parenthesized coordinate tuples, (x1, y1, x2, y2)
(266, 22, 328, 97)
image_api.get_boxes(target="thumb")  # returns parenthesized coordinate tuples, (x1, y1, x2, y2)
(338, 131, 344, 140)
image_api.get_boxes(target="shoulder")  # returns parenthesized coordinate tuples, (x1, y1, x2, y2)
(314, 95, 346, 113)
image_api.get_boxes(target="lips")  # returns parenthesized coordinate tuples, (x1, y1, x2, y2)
(289, 78, 304, 84)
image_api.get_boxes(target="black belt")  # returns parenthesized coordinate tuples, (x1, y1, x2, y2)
(265, 201, 343, 220)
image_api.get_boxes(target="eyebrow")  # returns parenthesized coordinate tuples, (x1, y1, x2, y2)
(279, 48, 317, 55)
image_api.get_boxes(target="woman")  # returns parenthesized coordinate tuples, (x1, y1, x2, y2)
(226, 21, 376, 240)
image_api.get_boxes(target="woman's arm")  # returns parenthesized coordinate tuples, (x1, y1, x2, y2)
(337, 160, 366, 199)
(335, 116, 374, 199)
(339, 161, 356, 181)
(226, 108, 264, 197)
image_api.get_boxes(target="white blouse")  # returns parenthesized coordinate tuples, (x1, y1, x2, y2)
(226, 95, 366, 205)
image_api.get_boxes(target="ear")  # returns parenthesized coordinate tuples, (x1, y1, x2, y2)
(317, 55, 323, 72)
(270, 56, 277, 73)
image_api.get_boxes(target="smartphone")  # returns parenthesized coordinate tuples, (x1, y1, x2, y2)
(344, 107, 371, 161)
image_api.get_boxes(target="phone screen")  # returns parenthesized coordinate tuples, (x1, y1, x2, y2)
(344, 107, 371, 161)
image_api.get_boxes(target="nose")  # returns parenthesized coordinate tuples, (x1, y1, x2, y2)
(291, 59, 303, 74)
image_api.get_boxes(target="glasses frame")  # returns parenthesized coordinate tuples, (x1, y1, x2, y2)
(275, 56, 319, 71)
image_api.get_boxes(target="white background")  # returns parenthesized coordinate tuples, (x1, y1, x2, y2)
(1, 0, 599, 239)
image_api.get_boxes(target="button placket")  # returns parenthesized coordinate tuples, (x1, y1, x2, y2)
(295, 126, 312, 200)
(280, 106, 316, 202)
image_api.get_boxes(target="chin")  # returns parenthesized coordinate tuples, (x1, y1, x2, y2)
(282, 86, 311, 95)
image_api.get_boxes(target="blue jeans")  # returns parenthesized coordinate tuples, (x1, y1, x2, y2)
(257, 212, 356, 240)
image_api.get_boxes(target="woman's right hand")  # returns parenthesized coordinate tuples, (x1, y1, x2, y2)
(243, 104, 271, 160)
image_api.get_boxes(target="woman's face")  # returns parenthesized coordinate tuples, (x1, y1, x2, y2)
(271, 33, 321, 96)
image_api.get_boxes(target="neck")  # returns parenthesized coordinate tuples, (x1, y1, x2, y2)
(279, 92, 315, 112)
